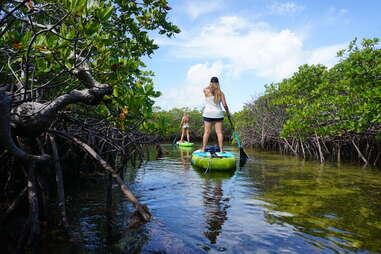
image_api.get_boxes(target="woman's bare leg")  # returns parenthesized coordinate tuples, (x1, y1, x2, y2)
(180, 128, 185, 142)
(202, 121, 212, 152)
(215, 121, 224, 152)
(186, 129, 190, 142)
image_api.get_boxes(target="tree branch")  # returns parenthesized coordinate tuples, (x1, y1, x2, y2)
(0, 0, 29, 27)
(12, 80, 112, 137)
(0, 91, 49, 161)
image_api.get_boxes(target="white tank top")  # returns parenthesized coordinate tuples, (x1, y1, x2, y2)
(203, 96, 224, 118)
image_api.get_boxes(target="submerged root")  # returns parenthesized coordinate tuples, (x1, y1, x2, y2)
(130, 203, 151, 227)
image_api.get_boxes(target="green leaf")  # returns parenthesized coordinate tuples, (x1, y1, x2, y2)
(102, 6, 114, 21)
(113, 87, 119, 97)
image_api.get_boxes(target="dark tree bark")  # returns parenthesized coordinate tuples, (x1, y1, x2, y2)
(0, 91, 49, 161)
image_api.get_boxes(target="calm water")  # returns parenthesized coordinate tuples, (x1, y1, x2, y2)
(52, 144, 381, 254)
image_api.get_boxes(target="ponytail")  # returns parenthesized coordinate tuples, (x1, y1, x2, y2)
(209, 82, 222, 104)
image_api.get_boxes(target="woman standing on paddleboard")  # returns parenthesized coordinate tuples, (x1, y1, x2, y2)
(179, 112, 190, 143)
(201, 77, 229, 153)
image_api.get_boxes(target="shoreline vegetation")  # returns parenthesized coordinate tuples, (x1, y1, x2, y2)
(0, 0, 379, 252)
(150, 38, 381, 168)
(234, 38, 380, 168)
(0, 0, 179, 252)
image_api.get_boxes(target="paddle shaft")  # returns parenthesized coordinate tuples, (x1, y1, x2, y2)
(172, 134, 178, 145)
(225, 109, 248, 159)
(225, 109, 237, 136)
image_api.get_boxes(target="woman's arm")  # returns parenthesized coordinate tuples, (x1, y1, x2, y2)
(203, 88, 209, 96)
(179, 117, 184, 128)
(221, 92, 228, 111)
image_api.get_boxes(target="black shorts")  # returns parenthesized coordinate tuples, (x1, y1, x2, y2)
(203, 117, 224, 122)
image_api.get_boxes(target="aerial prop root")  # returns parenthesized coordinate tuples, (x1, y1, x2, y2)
(48, 130, 152, 223)
(48, 134, 78, 242)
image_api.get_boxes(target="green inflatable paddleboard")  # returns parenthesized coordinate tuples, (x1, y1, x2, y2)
(176, 141, 194, 147)
(191, 149, 236, 171)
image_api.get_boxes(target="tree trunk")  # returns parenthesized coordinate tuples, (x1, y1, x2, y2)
(314, 133, 325, 164)
(49, 135, 76, 240)
(26, 161, 41, 253)
(351, 138, 369, 165)
(283, 138, 297, 156)
(300, 139, 305, 159)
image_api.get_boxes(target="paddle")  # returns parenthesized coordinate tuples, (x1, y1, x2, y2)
(172, 134, 178, 145)
(225, 109, 249, 160)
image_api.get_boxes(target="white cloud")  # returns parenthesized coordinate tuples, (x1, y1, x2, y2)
(185, 0, 223, 20)
(154, 15, 348, 110)
(156, 61, 224, 109)
(169, 16, 344, 81)
(308, 43, 347, 68)
(328, 7, 348, 17)
(270, 2, 305, 15)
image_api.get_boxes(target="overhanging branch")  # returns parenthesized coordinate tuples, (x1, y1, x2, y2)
(0, 91, 49, 161)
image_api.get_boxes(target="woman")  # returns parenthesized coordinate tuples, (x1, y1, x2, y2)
(179, 112, 190, 143)
(201, 76, 229, 153)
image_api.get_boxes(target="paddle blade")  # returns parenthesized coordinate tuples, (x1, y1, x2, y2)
(233, 131, 248, 159)
(240, 147, 248, 159)
(239, 156, 248, 167)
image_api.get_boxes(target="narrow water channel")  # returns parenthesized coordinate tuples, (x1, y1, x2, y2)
(50, 144, 381, 254)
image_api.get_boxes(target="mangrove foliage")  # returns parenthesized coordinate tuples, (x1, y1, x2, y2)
(234, 38, 381, 167)
(0, 0, 179, 252)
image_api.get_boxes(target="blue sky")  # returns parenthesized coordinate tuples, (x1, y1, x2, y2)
(146, 0, 381, 112)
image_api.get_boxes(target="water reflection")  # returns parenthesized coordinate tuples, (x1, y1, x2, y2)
(201, 179, 229, 244)
(179, 146, 192, 171)
(193, 167, 234, 246)
(45, 145, 381, 254)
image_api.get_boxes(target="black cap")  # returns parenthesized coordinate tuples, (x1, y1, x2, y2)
(210, 76, 219, 83)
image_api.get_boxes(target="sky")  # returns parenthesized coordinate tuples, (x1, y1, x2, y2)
(145, 0, 381, 112)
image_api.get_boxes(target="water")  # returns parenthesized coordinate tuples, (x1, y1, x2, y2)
(52, 144, 381, 254)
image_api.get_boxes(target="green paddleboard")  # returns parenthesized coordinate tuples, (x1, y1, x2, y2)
(176, 141, 194, 147)
(191, 149, 236, 171)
